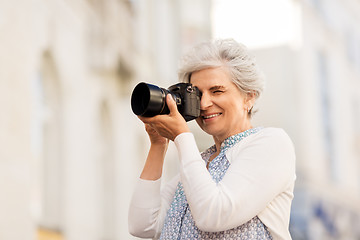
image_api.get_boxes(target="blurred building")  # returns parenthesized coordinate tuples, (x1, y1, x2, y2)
(2, 0, 360, 239)
(219, 0, 360, 239)
(0, 0, 210, 239)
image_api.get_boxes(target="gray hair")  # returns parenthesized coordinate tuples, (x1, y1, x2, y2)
(178, 39, 265, 100)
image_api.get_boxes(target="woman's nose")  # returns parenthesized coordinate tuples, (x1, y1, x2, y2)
(200, 93, 212, 110)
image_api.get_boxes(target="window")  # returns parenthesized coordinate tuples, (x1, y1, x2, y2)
(98, 102, 116, 239)
(31, 51, 64, 234)
(317, 51, 338, 182)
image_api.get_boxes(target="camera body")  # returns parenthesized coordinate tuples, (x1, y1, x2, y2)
(131, 82, 201, 122)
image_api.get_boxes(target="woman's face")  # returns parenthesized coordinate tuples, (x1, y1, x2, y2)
(190, 67, 253, 143)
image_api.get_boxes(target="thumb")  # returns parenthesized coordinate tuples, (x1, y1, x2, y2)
(166, 94, 178, 114)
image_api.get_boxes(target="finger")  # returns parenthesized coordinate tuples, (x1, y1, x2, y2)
(144, 123, 151, 130)
(138, 115, 152, 123)
(138, 115, 162, 125)
(138, 115, 147, 123)
(166, 94, 178, 114)
(145, 124, 156, 134)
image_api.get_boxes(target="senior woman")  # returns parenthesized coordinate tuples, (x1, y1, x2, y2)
(128, 39, 296, 240)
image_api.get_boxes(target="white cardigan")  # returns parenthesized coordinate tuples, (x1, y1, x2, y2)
(128, 128, 296, 240)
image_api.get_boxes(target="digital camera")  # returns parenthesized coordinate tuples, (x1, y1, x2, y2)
(131, 82, 201, 122)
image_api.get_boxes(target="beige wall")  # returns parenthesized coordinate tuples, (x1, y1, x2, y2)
(0, 0, 211, 239)
(247, 0, 360, 238)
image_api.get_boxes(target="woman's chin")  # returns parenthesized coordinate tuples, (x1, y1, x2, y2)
(201, 126, 223, 137)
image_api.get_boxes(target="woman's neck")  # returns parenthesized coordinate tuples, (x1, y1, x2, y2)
(213, 125, 253, 153)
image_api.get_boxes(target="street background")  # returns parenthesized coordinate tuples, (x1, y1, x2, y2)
(1, 0, 360, 239)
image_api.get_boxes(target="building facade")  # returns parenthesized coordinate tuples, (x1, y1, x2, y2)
(242, 0, 360, 239)
(3, 0, 359, 239)
(0, 0, 210, 239)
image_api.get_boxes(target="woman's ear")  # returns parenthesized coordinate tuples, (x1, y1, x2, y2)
(245, 91, 256, 108)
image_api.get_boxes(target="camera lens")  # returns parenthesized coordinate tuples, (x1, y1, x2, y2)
(131, 82, 167, 117)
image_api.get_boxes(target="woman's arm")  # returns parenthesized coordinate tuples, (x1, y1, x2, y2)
(140, 142, 168, 180)
(128, 124, 170, 238)
(128, 175, 180, 238)
(129, 93, 189, 238)
(140, 124, 169, 180)
(175, 128, 296, 232)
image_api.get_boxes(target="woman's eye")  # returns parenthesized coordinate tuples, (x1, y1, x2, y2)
(213, 90, 223, 94)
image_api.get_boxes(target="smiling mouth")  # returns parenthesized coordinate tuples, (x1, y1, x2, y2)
(202, 113, 222, 119)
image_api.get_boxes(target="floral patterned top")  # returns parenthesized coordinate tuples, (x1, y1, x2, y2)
(160, 127, 273, 240)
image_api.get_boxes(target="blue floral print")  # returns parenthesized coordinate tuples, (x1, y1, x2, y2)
(160, 127, 272, 240)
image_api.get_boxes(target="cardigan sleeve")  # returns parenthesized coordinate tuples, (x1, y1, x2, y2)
(174, 128, 295, 233)
(128, 174, 180, 238)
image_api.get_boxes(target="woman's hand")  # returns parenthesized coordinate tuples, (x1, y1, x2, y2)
(144, 123, 169, 146)
(140, 124, 169, 180)
(139, 95, 188, 180)
(139, 94, 190, 141)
